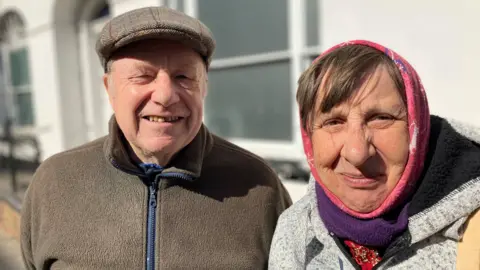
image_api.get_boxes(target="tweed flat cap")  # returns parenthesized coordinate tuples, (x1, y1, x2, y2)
(96, 6, 216, 71)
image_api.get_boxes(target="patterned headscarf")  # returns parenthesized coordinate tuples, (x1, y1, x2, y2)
(301, 40, 430, 219)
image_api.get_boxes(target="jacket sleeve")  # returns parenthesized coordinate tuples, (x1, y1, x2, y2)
(276, 179, 293, 216)
(20, 178, 36, 270)
(20, 164, 49, 270)
(268, 208, 305, 269)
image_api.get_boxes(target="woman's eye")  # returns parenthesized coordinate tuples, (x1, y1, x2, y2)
(368, 114, 396, 128)
(323, 119, 343, 126)
(371, 114, 394, 121)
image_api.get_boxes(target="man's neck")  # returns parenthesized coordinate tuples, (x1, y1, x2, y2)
(128, 144, 176, 167)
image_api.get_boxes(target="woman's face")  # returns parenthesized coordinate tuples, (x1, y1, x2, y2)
(311, 65, 409, 213)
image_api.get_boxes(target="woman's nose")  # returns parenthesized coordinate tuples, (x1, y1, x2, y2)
(341, 127, 375, 167)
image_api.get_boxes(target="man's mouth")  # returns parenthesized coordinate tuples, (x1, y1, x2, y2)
(143, 116, 183, 123)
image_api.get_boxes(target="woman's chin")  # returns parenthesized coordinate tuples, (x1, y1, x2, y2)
(347, 203, 379, 214)
(339, 190, 387, 213)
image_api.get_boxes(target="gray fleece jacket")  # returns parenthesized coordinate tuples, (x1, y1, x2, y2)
(269, 116, 480, 269)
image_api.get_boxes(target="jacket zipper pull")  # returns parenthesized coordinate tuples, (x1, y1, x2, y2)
(149, 179, 159, 207)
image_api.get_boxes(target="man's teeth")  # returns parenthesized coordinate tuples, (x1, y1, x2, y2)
(147, 116, 180, 122)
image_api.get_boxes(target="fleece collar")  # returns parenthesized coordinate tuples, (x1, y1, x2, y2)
(103, 115, 213, 179)
(407, 116, 480, 243)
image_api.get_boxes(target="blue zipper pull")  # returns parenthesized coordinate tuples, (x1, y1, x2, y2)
(149, 180, 159, 207)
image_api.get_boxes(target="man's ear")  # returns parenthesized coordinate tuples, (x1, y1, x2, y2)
(103, 73, 115, 108)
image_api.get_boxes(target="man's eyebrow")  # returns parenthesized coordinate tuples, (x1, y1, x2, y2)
(130, 62, 155, 72)
(173, 61, 200, 70)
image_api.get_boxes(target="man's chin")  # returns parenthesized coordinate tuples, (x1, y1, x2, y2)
(142, 140, 181, 154)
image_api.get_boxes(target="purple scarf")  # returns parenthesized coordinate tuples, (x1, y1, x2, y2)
(316, 183, 409, 248)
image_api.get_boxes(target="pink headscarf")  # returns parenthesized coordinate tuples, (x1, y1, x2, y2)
(301, 40, 430, 219)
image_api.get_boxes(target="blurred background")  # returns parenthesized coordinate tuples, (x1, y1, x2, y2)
(1, 0, 480, 201)
(0, 0, 479, 266)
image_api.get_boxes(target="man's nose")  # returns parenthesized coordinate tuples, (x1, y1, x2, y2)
(150, 72, 180, 107)
(341, 126, 375, 167)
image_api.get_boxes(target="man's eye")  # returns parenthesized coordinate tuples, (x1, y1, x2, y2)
(131, 74, 153, 79)
(129, 75, 154, 84)
(175, 74, 189, 80)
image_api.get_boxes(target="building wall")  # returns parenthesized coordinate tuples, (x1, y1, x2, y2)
(0, 0, 478, 166)
(322, 0, 480, 127)
(1, 0, 63, 160)
(0, 0, 166, 160)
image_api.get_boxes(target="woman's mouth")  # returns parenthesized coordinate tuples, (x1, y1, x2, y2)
(340, 173, 382, 189)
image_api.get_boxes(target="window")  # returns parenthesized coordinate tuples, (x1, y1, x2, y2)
(205, 60, 292, 140)
(199, 0, 288, 59)
(303, 0, 322, 74)
(197, 0, 322, 146)
(166, 0, 185, 12)
(199, 0, 293, 141)
(306, 0, 320, 47)
(9, 47, 33, 126)
(0, 11, 34, 127)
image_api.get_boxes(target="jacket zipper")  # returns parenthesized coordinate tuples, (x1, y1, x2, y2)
(371, 252, 395, 269)
(111, 160, 195, 270)
(371, 232, 410, 269)
(144, 172, 193, 270)
(371, 245, 407, 269)
(331, 235, 362, 270)
(161, 172, 194, 181)
(146, 177, 159, 270)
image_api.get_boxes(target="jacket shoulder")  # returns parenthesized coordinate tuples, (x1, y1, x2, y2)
(208, 134, 278, 179)
(276, 195, 311, 231)
(269, 195, 312, 268)
(206, 134, 293, 208)
(38, 136, 106, 170)
(28, 137, 108, 192)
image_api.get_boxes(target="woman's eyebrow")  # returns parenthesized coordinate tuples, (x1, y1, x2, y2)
(317, 106, 349, 119)
(363, 103, 407, 116)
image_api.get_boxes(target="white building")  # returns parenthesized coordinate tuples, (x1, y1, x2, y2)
(0, 0, 479, 193)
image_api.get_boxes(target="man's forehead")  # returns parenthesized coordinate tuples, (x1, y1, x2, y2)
(116, 39, 196, 56)
(111, 39, 204, 65)
(111, 39, 205, 68)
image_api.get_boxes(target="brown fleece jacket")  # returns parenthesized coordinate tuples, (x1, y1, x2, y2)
(20, 118, 292, 270)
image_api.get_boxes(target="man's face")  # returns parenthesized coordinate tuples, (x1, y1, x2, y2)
(104, 40, 207, 164)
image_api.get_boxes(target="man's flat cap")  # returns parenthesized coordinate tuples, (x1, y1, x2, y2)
(95, 6, 216, 71)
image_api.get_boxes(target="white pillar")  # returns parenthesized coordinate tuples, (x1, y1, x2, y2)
(27, 27, 66, 159)
(53, 22, 89, 150)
